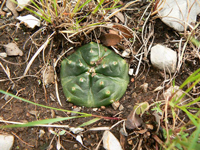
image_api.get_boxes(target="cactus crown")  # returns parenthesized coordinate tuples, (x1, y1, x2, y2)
(60, 42, 129, 107)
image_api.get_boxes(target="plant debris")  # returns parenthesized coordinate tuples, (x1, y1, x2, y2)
(17, 15, 41, 28)
(3, 43, 23, 56)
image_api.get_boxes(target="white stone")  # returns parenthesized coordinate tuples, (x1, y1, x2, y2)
(0, 134, 14, 150)
(157, 0, 200, 31)
(150, 44, 177, 73)
(103, 131, 123, 150)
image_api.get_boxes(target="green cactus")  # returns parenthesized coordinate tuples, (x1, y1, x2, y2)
(60, 42, 129, 107)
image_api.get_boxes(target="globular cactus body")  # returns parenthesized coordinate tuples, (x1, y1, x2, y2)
(60, 42, 129, 107)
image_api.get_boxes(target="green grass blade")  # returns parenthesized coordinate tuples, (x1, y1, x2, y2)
(188, 122, 200, 150)
(177, 77, 200, 104)
(78, 0, 92, 11)
(0, 90, 91, 116)
(182, 96, 200, 107)
(92, 0, 105, 14)
(72, 0, 81, 16)
(1, 115, 87, 128)
(178, 107, 199, 126)
(29, 0, 49, 18)
(78, 118, 101, 127)
(190, 36, 200, 47)
(53, 0, 58, 16)
(179, 68, 200, 89)
(23, 7, 52, 23)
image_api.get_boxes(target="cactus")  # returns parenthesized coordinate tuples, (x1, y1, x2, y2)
(60, 42, 129, 107)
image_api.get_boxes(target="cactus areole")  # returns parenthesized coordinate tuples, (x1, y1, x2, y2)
(60, 42, 129, 107)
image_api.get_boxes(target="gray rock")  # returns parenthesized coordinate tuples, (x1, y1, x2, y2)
(157, 0, 200, 31)
(150, 44, 177, 73)
(0, 134, 14, 150)
(71, 107, 81, 116)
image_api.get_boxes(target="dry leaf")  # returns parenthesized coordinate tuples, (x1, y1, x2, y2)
(0, 52, 7, 58)
(57, 135, 61, 150)
(153, 86, 164, 92)
(76, 135, 83, 145)
(135, 129, 147, 134)
(43, 66, 54, 85)
(100, 33, 121, 46)
(163, 85, 186, 101)
(16, 0, 31, 12)
(6, 0, 18, 18)
(120, 132, 126, 150)
(140, 83, 148, 92)
(113, 25, 133, 38)
(103, 130, 123, 150)
(17, 15, 41, 28)
(3, 43, 23, 56)
(108, 29, 119, 35)
(69, 127, 84, 134)
(125, 110, 143, 130)
(111, 9, 125, 23)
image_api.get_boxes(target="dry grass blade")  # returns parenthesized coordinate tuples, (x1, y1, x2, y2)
(113, 24, 133, 38)
(105, 0, 141, 20)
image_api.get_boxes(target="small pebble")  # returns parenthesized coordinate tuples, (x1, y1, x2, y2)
(119, 104, 124, 111)
(92, 108, 98, 111)
(140, 83, 148, 92)
(112, 101, 120, 110)
(150, 44, 177, 73)
(101, 106, 106, 110)
(6, 12, 12, 17)
(74, 144, 78, 148)
(131, 92, 137, 98)
(71, 107, 81, 116)
(0, 134, 14, 150)
(129, 68, 134, 75)
(128, 140, 133, 145)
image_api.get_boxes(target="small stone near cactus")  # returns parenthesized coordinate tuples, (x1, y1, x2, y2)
(60, 42, 129, 107)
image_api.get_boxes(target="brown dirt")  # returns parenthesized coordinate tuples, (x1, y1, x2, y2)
(0, 1, 200, 150)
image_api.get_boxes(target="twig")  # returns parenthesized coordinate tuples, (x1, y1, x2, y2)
(53, 47, 73, 106)
(23, 31, 55, 76)
(0, 61, 13, 83)
(11, 131, 35, 147)
(0, 75, 38, 82)
(105, 0, 141, 20)
(0, 88, 25, 109)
